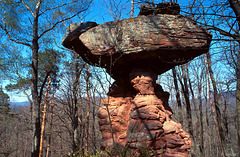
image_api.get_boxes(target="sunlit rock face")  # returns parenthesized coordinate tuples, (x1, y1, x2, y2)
(62, 2, 211, 157)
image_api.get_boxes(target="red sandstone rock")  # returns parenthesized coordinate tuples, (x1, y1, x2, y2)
(131, 76, 155, 95)
(97, 71, 191, 156)
(98, 96, 133, 150)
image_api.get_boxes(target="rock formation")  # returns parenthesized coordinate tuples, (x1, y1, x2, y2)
(62, 2, 211, 157)
(98, 70, 191, 156)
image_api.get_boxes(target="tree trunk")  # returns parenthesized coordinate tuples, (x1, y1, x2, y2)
(172, 67, 183, 124)
(31, 1, 41, 156)
(31, 19, 40, 157)
(131, 0, 134, 18)
(229, 0, 240, 27)
(178, 64, 196, 157)
(39, 76, 51, 157)
(206, 52, 234, 156)
(85, 64, 90, 153)
(80, 108, 86, 154)
(31, 47, 40, 157)
(72, 55, 80, 152)
(46, 93, 54, 157)
(204, 54, 226, 157)
(24, 133, 28, 157)
(92, 89, 97, 154)
(186, 67, 199, 121)
(206, 52, 223, 134)
(181, 65, 194, 139)
(197, 75, 204, 156)
(227, 0, 240, 154)
(236, 49, 240, 155)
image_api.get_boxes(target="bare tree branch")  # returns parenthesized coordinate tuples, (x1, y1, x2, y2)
(0, 23, 32, 48)
(39, 1, 78, 16)
(38, 2, 91, 39)
(20, 0, 34, 16)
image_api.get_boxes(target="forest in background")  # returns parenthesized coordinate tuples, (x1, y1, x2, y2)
(0, 0, 239, 156)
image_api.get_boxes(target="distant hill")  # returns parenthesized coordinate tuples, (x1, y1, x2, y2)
(10, 101, 30, 108)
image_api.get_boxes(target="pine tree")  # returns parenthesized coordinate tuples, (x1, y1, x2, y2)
(0, 87, 10, 114)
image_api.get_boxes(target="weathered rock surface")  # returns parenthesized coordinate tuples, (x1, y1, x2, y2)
(62, 22, 98, 49)
(67, 14, 211, 79)
(98, 70, 191, 156)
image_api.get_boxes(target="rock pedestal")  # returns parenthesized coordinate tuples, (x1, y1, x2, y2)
(98, 69, 191, 156)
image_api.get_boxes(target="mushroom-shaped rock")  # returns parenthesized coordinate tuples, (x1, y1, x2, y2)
(62, 4, 212, 156)
(67, 14, 211, 79)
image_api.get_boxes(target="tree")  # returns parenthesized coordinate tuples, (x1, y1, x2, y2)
(55, 52, 87, 154)
(184, 0, 240, 155)
(85, 64, 91, 153)
(0, 87, 10, 114)
(172, 67, 183, 124)
(228, 0, 240, 152)
(189, 57, 206, 156)
(0, 0, 92, 156)
(39, 75, 51, 157)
